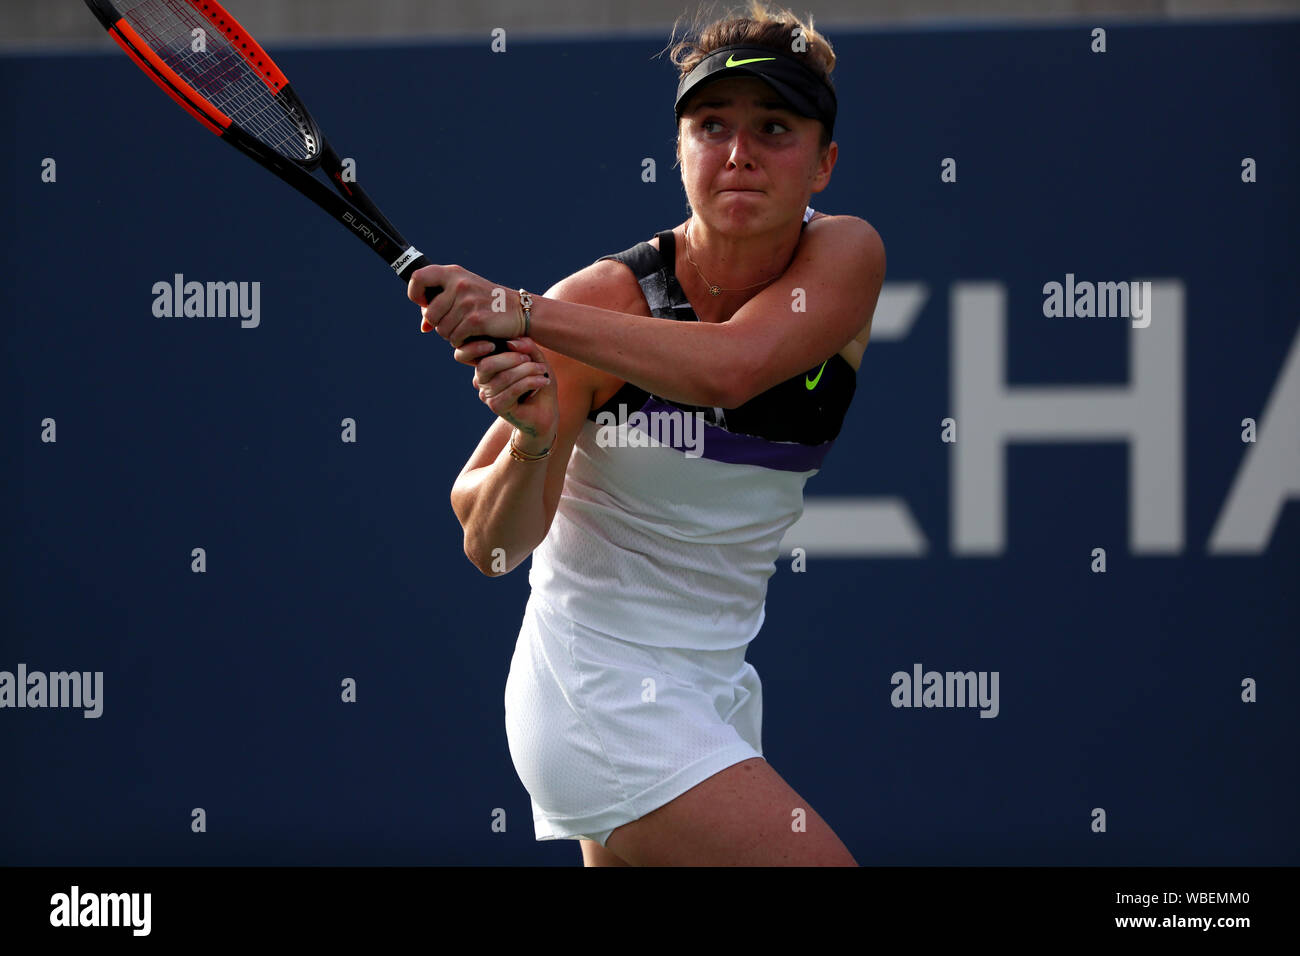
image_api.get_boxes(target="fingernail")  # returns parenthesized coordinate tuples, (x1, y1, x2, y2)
(421, 320, 431, 333)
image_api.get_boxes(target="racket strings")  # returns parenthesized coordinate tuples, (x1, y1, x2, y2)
(115, 0, 315, 161)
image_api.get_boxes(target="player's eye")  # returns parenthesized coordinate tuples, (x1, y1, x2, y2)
(696, 116, 790, 138)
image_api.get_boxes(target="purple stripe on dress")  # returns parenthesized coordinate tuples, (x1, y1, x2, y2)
(630, 397, 830, 473)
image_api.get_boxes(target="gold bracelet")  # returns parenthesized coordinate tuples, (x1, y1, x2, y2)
(509, 434, 551, 461)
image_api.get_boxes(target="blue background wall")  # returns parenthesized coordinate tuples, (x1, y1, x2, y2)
(2, 19, 1296, 865)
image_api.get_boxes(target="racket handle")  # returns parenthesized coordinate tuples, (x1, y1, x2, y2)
(462, 335, 514, 356)
(464, 336, 536, 401)
(408, 265, 529, 395)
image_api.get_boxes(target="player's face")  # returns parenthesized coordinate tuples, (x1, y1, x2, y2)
(677, 76, 835, 235)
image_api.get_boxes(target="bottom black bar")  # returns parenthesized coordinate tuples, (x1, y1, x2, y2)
(1, 865, 1289, 942)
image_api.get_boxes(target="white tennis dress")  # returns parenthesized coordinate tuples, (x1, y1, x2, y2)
(504, 206, 857, 847)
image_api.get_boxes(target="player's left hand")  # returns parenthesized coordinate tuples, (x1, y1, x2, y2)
(407, 264, 525, 346)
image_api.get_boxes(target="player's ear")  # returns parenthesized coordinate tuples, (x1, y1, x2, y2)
(811, 139, 837, 192)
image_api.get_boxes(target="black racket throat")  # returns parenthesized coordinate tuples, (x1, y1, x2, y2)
(287, 110, 510, 358)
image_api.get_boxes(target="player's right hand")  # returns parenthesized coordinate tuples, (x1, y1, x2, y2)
(461, 337, 558, 449)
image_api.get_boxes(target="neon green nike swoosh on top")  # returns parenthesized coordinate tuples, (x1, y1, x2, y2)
(725, 54, 777, 67)
(805, 360, 828, 390)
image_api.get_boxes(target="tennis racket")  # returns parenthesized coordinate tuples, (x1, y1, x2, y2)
(84, 0, 511, 357)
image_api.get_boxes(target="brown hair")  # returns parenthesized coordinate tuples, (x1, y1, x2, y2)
(665, 1, 837, 151)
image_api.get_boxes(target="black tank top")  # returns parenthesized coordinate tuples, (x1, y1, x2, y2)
(591, 223, 856, 448)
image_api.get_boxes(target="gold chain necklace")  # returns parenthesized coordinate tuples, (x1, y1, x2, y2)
(683, 220, 779, 297)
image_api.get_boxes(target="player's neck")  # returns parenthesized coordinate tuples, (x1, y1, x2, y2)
(678, 217, 802, 321)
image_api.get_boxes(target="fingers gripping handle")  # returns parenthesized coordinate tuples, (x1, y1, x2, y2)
(397, 250, 532, 398)
(397, 251, 511, 355)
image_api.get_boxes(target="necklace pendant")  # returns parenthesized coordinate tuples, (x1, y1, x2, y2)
(709, 285, 721, 296)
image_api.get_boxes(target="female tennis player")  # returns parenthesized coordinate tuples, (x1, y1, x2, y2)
(411, 2, 883, 866)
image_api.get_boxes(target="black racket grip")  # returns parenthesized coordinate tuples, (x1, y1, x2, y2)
(464, 335, 537, 401)
(462, 335, 514, 356)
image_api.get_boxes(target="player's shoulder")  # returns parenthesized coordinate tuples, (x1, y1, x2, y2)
(539, 246, 652, 402)
(806, 211, 883, 245)
(803, 211, 886, 272)
(544, 248, 652, 318)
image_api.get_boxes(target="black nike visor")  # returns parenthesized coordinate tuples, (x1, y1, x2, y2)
(674, 44, 837, 139)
